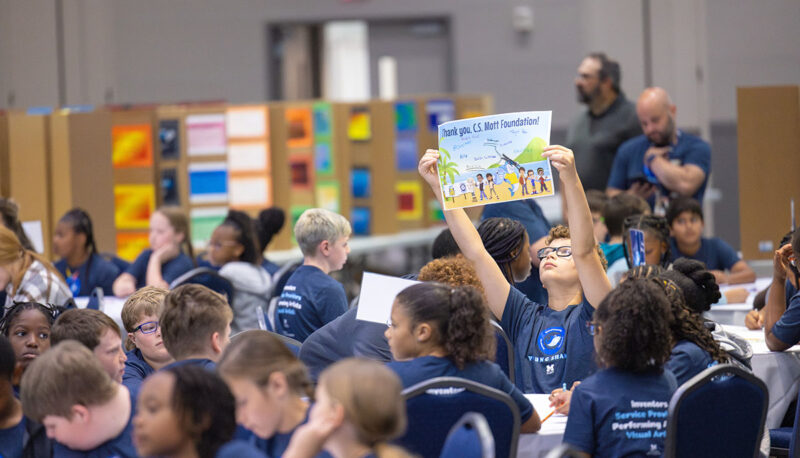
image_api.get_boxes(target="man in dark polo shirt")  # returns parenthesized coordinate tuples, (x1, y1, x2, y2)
(566, 52, 641, 191)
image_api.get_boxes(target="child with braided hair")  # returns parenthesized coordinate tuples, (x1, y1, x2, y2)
(622, 213, 671, 268)
(478, 217, 532, 285)
(419, 145, 611, 394)
(0, 301, 61, 391)
(385, 283, 541, 433)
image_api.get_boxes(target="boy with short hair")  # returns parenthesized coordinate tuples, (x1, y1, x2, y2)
(275, 208, 351, 342)
(51, 309, 127, 383)
(160, 284, 233, 370)
(666, 197, 755, 285)
(21, 340, 135, 457)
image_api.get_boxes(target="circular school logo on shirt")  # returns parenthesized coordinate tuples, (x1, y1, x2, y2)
(537, 327, 565, 356)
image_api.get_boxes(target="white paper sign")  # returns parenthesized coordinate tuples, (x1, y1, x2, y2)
(22, 221, 44, 253)
(355, 272, 420, 325)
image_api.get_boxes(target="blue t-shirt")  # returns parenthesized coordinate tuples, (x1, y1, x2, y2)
(665, 340, 715, 386)
(53, 401, 136, 457)
(771, 290, 800, 347)
(668, 237, 740, 271)
(482, 199, 551, 305)
(125, 249, 194, 288)
(0, 416, 25, 458)
(607, 131, 712, 205)
(387, 356, 534, 422)
(247, 409, 329, 458)
(122, 348, 155, 401)
(299, 307, 393, 381)
(162, 358, 216, 372)
(216, 439, 267, 458)
(55, 253, 121, 297)
(500, 286, 596, 394)
(274, 265, 348, 342)
(563, 367, 678, 457)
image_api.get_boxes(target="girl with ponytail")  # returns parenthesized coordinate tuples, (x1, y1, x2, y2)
(0, 226, 71, 309)
(53, 208, 121, 296)
(385, 282, 541, 433)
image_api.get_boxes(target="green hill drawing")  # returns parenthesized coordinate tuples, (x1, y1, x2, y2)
(514, 137, 547, 164)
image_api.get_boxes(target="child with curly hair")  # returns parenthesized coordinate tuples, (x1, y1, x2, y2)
(385, 283, 541, 433)
(562, 278, 677, 456)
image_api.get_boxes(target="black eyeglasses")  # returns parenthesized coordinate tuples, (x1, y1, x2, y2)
(537, 246, 573, 260)
(133, 321, 159, 334)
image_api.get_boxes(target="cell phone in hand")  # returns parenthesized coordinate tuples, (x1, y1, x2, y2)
(630, 229, 646, 267)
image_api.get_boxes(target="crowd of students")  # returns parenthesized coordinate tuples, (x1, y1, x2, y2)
(0, 135, 787, 457)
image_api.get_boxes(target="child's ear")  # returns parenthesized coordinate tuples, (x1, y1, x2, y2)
(267, 372, 289, 398)
(71, 405, 90, 424)
(414, 323, 433, 343)
(318, 240, 331, 256)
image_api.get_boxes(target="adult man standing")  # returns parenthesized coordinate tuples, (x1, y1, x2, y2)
(566, 52, 641, 191)
(606, 87, 711, 208)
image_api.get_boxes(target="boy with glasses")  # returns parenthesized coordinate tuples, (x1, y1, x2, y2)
(120, 286, 173, 399)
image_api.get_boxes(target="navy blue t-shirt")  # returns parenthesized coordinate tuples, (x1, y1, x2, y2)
(55, 253, 121, 297)
(274, 265, 348, 342)
(501, 286, 596, 394)
(771, 290, 800, 347)
(247, 408, 329, 458)
(125, 249, 194, 288)
(387, 356, 534, 422)
(216, 439, 267, 458)
(122, 348, 155, 400)
(665, 340, 715, 386)
(299, 307, 393, 381)
(53, 398, 136, 458)
(607, 131, 711, 205)
(162, 358, 216, 372)
(563, 367, 678, 457)
(668, 237, 740, 271)
(482, 199, 551, 305)
(0, 415, 25, 458)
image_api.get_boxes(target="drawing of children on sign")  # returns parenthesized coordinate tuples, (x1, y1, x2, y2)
(477, 174, 488, 201)
(486, 173, 499, 200)
(527, 169, 537, 195)
(537, 167, 550, 193)
(519, 167, 529, 196)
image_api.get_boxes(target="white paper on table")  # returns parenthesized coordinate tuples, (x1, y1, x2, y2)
(229, 177, 269, 207)
(226, 108, 266, 138)
(228, 142, 268, 172)
(525, 394, 568, 434)
(21, 221, 44, 253)
(356, 272, 420, 325)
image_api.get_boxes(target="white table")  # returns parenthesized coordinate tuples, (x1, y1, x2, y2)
(517, 394, 567, 457)
(704, 278, 771, 326)
(722, 325, 800, 429)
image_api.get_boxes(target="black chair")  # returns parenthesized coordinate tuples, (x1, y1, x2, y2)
(395, 377, 520, 458)
(439, 412, 495, 458)
(169, 267, 235, 307)
(490, 320, 515, 385)
(665, 363, 768, 458)
(769, 388, 800, 457)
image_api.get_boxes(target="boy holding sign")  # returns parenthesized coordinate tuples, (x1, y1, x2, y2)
(419, 141, 610, 394)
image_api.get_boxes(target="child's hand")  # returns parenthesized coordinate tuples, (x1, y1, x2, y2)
(153, 243, 180, 263)
(773, 244, 792, 281)
(745, 309, 765, 330)
(542, 145, 578, 184)
(418, 149, 441, 189)
(711, 270, 728, 285)
(548, 381, 579, 415)
(723, 287, 749, 304)
(284, 413, 339, 458)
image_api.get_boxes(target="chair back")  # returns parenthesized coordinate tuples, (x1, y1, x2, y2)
(665, 363, 768, 458)
(439, 412, 495, 458)
(490, 320, 515, 385)
(271, 331, 302, 355)
(169, 267, 235, 307)
(396, 377, 520, 458)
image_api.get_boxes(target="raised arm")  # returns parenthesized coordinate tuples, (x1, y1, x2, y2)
(543, 145, 611, 308)
(765, 244, 792, 351)
(418, 150, 511, 320)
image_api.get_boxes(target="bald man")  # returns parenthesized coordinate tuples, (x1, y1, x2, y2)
(606, 87, 711, 208)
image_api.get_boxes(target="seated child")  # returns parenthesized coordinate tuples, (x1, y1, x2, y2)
(161, 284, 233, 370)
(51, 308, 127, 383)
(133, 364, 263, 458)
(585, 189, 609, 244)
(386, 282, 541, 433)
(477, 217, 533, 285)
(562, 279, 677, 456)
(113, 207, 194, 296)
(0, 226, 72, 310)
(764, 230, 800, 351)
(0, 302, 59, 391)
(208, 210, 271, 334)
(21, 340, 136, 457)
(218, 330, 315, 457)
(621, 213, 671, 270)
(275, 208, 350, 342)
(747, 231, 795, 329)
(0, 199, 34, 307)
(120, 286, 173, 398)
(283, 358, 409, 458)
(601, 194, 650, 279)
(0, 334, 51, 457)
(667, 197, 755, 285)
(52, 208, 120, 297)
(418, 146, 611, 394)
(255, 207, 287, 275)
